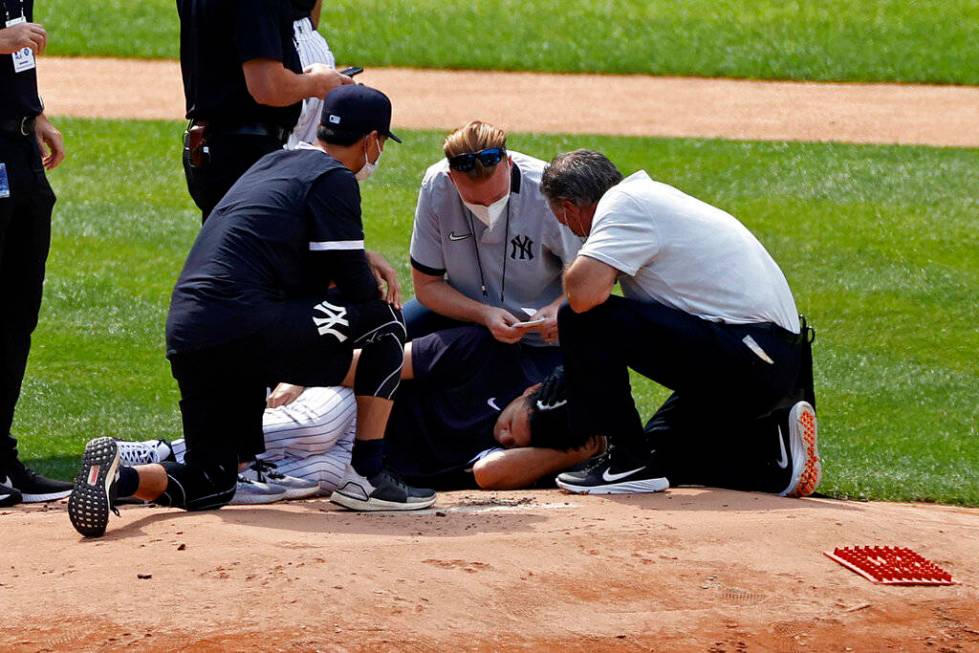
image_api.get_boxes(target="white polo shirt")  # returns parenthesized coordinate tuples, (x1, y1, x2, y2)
(409, 151, 582, 344)
(578, 171, 800, 333)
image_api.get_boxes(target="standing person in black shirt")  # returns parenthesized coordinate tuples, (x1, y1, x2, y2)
(68, 86, 436, 538)
(177, 0, 353, 221)
(0, 0, 74, 507)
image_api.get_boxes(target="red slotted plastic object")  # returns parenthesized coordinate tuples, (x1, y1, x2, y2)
(825, 546, 956, 585)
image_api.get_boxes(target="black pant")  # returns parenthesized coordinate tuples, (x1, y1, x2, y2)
(158, 298, 406, 511)
(0, 133, 55, 466)
(182, 130, 283, 222)
(558, 296, 806, 483)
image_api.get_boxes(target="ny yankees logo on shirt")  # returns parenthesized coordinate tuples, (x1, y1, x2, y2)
(312, 300, 349, 342)
(509, 235, 534, 261)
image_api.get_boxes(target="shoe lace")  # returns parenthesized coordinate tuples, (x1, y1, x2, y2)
(378, 467, 411, 493)
(250, 460, 284, 481)
(118, 442, 154, 466)
(583, 451, 611, 473)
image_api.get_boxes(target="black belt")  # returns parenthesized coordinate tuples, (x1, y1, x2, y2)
(0, 116, 36, 137)
(194, 120, 289, 143)
(745, 315, 815, 346)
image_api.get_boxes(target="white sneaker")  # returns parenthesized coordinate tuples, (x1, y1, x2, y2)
(240, 460, 319, 500)
(229, 475, 287, 505)
(115, 439, 174, 467)
(330, 465, 436, 512)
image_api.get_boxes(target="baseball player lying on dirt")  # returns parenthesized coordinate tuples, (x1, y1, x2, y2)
(115, 326, 601, 497)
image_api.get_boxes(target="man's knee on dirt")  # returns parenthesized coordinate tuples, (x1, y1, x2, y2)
(157, 450, 238, 511)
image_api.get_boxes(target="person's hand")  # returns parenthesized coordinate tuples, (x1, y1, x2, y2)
(267, 382, 305, 408)
(304, 64, 354, 97)
(365, 250, 402, 309)
(0, 22, 47, 55)
(584, 436, 607, 456)
(531, 302, 561, 344)
(481, 306, 525, 344)
(33, 114, 65, 170)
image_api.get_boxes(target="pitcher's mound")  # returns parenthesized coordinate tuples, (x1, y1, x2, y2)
(2, 488, 977, 651)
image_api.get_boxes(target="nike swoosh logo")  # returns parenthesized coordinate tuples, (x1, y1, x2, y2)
(776, 425, 789, 469)
(487, 397, 501, 411)
(602, 466, 645, 482)
(0, 476, 12, 488)
(448, 232, 472, 241)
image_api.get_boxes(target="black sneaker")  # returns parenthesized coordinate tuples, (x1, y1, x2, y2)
(556, 447, 669, 495)
(330, 465, 436, 511)
(774, 401, 821, 497)
(1, 457, 73, 503)
(67, 437, 121, 538)
(0, 482, 21, 507)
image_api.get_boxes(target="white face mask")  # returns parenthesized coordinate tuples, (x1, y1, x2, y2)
(464, 193, 510, 228)
(355, 138, 381, 182)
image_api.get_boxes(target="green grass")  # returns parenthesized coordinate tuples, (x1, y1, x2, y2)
(37, 0, 979, 84)
(16, 118, 979, 506)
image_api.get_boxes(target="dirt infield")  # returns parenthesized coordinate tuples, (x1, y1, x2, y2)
(2, 489, 977, 652)
(38, 57, 979, 147)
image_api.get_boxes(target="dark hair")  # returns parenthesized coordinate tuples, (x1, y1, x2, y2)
(526, 367, 592, 451)
(316, 125, 367, 147)
(540, 149, 623, 206)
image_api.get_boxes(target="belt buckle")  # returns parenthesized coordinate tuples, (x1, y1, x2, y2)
(19, 117, 31, 136)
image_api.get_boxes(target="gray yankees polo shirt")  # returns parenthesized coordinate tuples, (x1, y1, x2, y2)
(409, 151, 582, 346)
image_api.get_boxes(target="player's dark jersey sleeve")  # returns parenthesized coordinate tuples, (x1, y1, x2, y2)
(232, 0, 287, 64)
(306, 169, 377, 304)
(410, 327, 500, 383)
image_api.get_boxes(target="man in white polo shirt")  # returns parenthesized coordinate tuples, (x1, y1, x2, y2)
(540, 150, 820, 497)
(406, 121, 581, 380)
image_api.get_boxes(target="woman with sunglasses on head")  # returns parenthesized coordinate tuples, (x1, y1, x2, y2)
(405, 121, 582, 381)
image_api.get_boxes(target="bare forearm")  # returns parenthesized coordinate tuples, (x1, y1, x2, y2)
(473, 446, 596, 490)
(243, 60, 341, 107)
(248, 67, 319, 106)
(416, 279, 488, 325)
(563, 256, 616, 313)
(311, 0, 323, 28)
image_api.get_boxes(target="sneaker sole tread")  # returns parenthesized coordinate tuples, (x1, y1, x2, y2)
(67, 437, 120, 538)
(780, 402, 821, 498)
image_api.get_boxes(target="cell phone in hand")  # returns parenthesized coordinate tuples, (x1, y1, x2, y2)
(340, 66, 364, 77)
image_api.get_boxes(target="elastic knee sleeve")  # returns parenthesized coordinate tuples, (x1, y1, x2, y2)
(353, 301, 407, 347)
(353, 332, 404, 400)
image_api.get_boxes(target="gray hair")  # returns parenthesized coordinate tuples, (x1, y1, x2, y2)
(540, 149, 623, 206)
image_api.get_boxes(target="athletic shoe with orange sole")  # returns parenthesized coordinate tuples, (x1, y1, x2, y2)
(778, 401, 821, 497)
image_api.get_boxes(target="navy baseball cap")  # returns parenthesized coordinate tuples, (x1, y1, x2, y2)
(320, 85, 402, 143)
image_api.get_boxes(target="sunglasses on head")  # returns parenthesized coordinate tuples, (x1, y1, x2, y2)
(447, 147, 507, 172)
